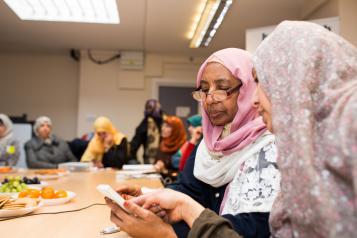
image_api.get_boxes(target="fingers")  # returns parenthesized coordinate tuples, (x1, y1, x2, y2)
(123, 200, 151, 219)
(105, 197, 131, 220)
(115, 184, 142, 196)
(110, 211, 123, 227)
(149, 205, 162, 214)
(132, 195, 161, 210)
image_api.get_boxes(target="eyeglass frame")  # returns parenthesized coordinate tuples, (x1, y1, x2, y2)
(192, 84, 242, 102)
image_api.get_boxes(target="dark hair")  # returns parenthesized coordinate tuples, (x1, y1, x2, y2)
(0, 119, 3, 126)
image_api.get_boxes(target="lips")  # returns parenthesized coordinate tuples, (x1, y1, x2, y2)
(209, 110, 224, 118)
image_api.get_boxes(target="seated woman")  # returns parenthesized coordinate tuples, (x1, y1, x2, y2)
(81, 116, 129, 169)
(154, 115, 186, 173)
(0, 114, 20, 166)
(106, 48, 281, 238)
(25, 116, 77, 168)
(115, 21, 357, 238)
(178, 114, 202, 171)
(130, 99, 164, 164)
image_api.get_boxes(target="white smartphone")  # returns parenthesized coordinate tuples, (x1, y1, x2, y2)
(96, 184, 129, 212)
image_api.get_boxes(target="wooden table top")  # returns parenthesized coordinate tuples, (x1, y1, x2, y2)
(0, 169, 163, 238)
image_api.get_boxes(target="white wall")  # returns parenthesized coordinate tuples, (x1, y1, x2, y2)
(339, 0, 357, 46)
(77, 51, 204, 140)
(0, 51, 79, 140)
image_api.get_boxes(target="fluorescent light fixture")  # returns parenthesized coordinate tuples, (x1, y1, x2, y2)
(4, 0, 120, 24)
(189, 0, 232, 48)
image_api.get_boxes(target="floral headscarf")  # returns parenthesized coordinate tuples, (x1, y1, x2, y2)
(254, 21, 357, 238)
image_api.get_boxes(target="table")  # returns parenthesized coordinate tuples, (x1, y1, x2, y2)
(0, 169, 163, 238)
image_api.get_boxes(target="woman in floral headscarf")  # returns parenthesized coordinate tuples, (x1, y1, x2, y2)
(253, 21, 357, 238)
(81, 116, 129, 169)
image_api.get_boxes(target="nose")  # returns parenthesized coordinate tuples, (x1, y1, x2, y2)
(252, 89, 259, 108)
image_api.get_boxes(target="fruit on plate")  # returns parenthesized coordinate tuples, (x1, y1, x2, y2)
(34, 169, 67, 175)
(54, 190, 68, 198)
(0, 167, 12, 173)
(41, 187, 55, 199)
(2, 176, 41, 185)
(18, 187, 67, 199)
(0, 176, 27, 193)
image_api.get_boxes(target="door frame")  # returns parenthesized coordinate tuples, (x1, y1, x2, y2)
(151, 78, 200, 114)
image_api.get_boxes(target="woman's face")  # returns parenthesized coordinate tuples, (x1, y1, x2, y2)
(96, 131, 113, 143)
(37, 122, 51, 139)
(0, 123, 6, 137)
(201, 62, 240, 126)
(252, 82, 273, 132)
(161, 123, 172, 138)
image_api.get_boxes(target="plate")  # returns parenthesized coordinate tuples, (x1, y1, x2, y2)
(0, 201, 43, 218)
(36, 171, 69, 180)
(58, 162, 92, 172)
(27, 181, 49, 189)
(41, 191, 76, 206)
(0, 167, 16, 173)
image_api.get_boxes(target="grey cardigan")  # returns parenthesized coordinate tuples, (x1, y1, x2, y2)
(25, 135, 77, 168)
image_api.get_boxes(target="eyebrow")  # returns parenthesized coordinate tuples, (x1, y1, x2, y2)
(200, 78, 231, 85)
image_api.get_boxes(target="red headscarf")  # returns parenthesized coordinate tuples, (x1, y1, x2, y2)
(160, 116, 186, 154)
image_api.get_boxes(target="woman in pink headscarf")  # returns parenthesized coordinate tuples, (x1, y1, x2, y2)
(253, 21, 357, 238)
(105, 48, 280, 238)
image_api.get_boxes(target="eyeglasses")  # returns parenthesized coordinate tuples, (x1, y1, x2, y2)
(192, 84, 242, 102)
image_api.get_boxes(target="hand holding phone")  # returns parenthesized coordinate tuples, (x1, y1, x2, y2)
(97, 184, 129, 213)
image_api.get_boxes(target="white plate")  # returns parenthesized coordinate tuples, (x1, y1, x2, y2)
(0, 192, 18, 198)
(27, 181, 49, 189)
(0, 201, 43, 218)
(58, 162, 92, 172)
(41, 191, 76, 206)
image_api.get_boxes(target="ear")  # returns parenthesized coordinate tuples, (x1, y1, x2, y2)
(252, 68, 257, 80)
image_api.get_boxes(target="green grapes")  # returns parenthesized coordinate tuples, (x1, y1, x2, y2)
(0, 176, 28, 193)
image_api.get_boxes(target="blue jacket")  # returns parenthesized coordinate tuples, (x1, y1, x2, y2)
(169, 144, 270, 238)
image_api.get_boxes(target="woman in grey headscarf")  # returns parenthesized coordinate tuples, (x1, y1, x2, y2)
(254, 21, 357, 238)
(25, 116, 77, 168)
(0, 114, 20, 166)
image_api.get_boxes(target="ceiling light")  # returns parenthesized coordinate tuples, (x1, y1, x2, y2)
(4, 0, 120, 24)
(189, 0, 232, 48)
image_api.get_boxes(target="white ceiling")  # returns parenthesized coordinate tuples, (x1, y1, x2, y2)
(0, 0, 303, 56)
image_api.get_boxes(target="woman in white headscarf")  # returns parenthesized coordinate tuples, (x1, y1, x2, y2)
(0, 114, 20, 166)
(25, 116, 77, 168)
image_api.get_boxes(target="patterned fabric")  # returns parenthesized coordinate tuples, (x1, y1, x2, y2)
(254, 21, 357, 238)
(220, 140, 280, 214)
(146, 117, 160, 164)
(194, 131, 280, 215)
(0, 114, 20, 166)
(196, 48, 267, 156)
(0, 114, 14, 155)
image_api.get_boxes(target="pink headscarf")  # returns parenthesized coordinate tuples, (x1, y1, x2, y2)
(254, 21, 357, 238)
(197, 48, 266, 155)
